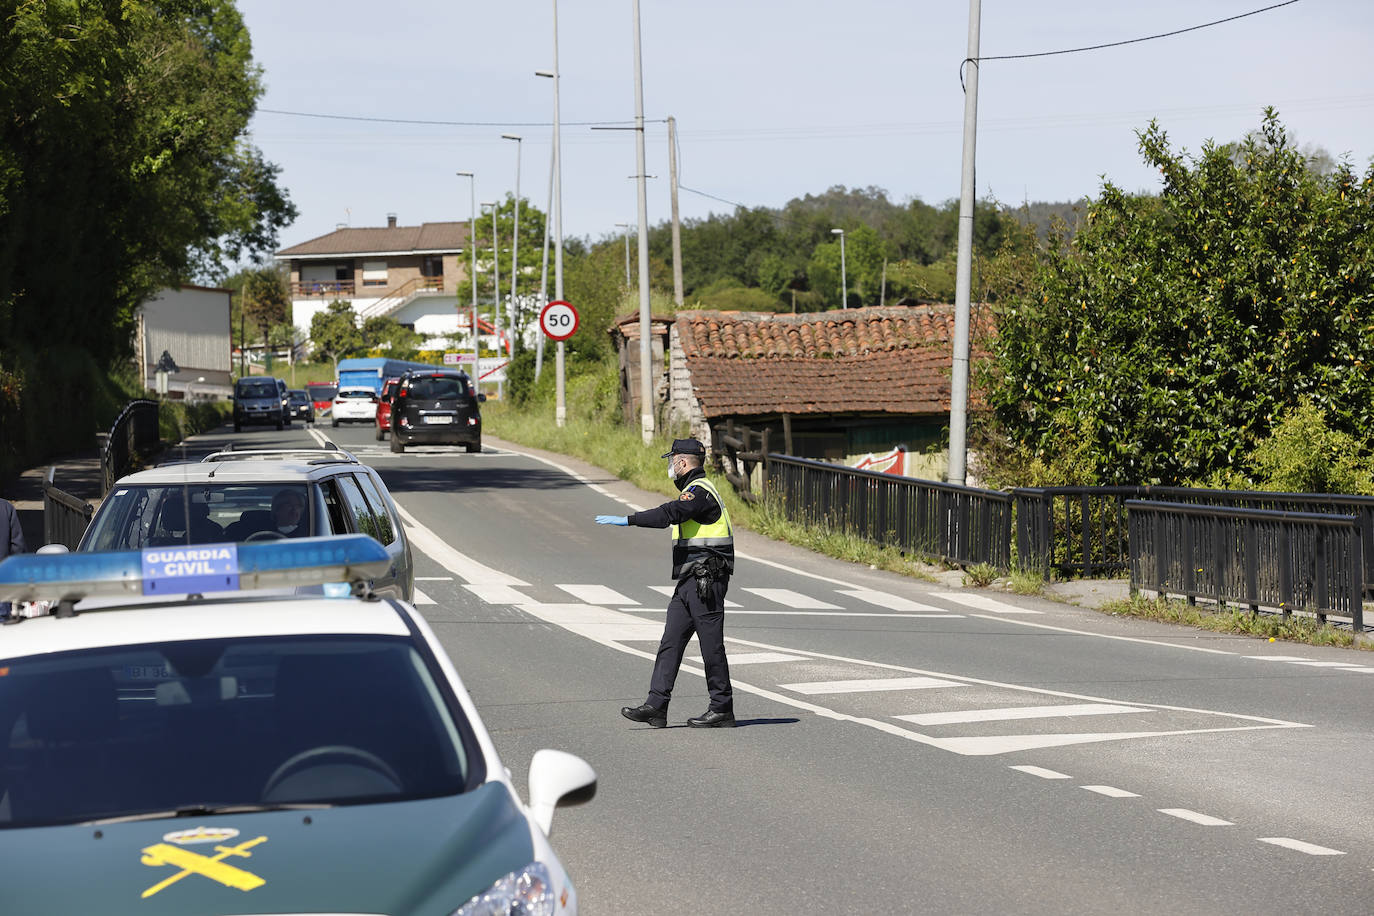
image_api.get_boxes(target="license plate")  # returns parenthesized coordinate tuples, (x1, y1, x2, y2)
(424, 415, 454, 425)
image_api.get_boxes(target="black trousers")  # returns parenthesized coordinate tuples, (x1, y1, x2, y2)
(647, 574, 733, 713)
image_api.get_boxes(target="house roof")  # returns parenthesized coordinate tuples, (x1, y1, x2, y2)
(675, 305, 992, 418)
(276, 222, 470, 259)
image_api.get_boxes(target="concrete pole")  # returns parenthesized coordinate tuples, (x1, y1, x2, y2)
(487, 202, 500, 398)
(632, 0, 654, 445)
(535, 143, 553, 380)
(552, 0, 566, 427)
(456, 172, 479, 392)
(668, 115, 684, 306)
(503, 134, 522, 390)
(948, 0, 981, 487)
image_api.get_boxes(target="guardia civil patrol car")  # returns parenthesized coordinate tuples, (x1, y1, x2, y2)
(0, 535, 595, 915)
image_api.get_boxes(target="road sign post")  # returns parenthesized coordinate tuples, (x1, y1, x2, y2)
(540, 301, 577, 428)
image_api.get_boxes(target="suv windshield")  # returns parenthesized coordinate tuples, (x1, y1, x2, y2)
(407, 376, 467, 400)
(236, 380, 278, 399)
(82, 484, 315, 550)
(0, 636, 473, 828)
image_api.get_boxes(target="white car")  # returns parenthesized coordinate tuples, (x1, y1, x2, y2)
(332, 386, 379, 426)
(0, 535, 594, 915)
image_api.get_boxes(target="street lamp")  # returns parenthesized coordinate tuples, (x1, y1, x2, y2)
(456, 171, 479, 391)
(536, 1, 566, 427)
(614, 223, 632, 285)
(501, 134, 522, 382)
(482, 201, 501, 399)
(831, 228, 847, 309)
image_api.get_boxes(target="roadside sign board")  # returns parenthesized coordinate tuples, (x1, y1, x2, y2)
(539, 301, 579, 341)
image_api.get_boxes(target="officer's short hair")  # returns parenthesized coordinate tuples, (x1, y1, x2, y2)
(679, 453, 703, 469)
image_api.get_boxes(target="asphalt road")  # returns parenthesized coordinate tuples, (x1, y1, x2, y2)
(202, 418, 1374, 914)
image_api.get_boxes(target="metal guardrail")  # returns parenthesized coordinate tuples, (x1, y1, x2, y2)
(42, 467, 93, 550)
(1127, 500, 1364, 630)
(101, 399, 160, 494)
(765, 454, 1013, 569)
(1014, 485, 1374, 590)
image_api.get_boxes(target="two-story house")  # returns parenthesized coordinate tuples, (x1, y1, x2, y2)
(275, 214, 473, 352)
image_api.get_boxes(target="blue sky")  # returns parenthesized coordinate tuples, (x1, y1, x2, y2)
(239, 0, 1374, 250)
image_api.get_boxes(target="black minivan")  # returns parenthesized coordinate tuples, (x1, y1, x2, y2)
(233, 376, 288, 432)
(388, 370, 484, 453)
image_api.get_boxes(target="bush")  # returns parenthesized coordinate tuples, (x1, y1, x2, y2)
(158, 400, 232, 444)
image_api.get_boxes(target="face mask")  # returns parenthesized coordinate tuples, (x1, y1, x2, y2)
(667, 458, 679, 481)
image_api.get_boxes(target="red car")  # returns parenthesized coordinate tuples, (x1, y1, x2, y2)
(374, 376, 401, 440)
(306, 382, 337, 421)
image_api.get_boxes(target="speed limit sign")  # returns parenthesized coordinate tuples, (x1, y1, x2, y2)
(539, 300, 579, 341)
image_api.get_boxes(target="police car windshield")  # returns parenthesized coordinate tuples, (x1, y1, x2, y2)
(0, 636, 475, 828)
(82, 484, 314, 551)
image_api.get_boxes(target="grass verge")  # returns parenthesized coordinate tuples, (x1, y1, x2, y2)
(1101, 593, 1370, 650)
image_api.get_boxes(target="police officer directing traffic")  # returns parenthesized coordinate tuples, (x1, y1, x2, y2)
(595, 437, 735, 728)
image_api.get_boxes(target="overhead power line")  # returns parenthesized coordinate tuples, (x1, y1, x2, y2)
(961, 0, 1303, 88)
(257, 108, 663, 128)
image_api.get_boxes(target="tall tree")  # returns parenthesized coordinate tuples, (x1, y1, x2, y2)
(309, 300, 362, 373)
(242, 266, 291, 345)
(983, 110, 1374, 487)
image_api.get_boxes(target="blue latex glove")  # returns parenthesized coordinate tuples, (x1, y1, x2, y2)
(595, 515, 628, 526)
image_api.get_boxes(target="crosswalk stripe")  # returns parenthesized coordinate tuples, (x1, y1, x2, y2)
(412, 588, 436, 606)
(628, 608, 962, 619)
(688, 651, 805, 665)
(463, 584, 530, 604)
(743, 587, 842, 609)
(515, 603, 664, 642)
(556, 584, 638, 605)
(1258, 837, 1345, 855)
(929, 592, 1042, 614)
(835, 589, 949, 613)
(647, 585, 741, 608)
(780, 676, 966, 695)
(897, 703, 1148, 726)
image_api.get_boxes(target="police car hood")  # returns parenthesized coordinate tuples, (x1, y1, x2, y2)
(0, 782, 536, 915)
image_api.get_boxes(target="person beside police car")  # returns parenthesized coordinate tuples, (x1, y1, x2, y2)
(0, 496, 25, 617)
(595, 437, 736, 728)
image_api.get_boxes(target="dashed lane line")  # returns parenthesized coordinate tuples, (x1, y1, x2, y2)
(1159, 808, 1234, 827)
(1081, 785, 1141, 798)
(1010, 765, 1072, 780)
(1258, 837, 1346, 856)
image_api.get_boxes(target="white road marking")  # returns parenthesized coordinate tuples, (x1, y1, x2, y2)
(1333, 667, 1374, 672)
(898, 703, 1149, 726)
(967, 614, 1239, 655)
(689, 652, 805, 665)
(1258, 837, 1346, 856)
(463, 584, 532, 604)
(629, 608, 961, 619)
(1009, 765, 1072, 780)
(1081, 785, 1141, 798)
(781, 676, 966, 695)
(930, 592, 1043, 614)
(557, 584, 639, 605)
(1290, 661, 1360, 668)
(516, 603, 666, 643)
(393, 503, 528, 587)
(648, 584, 742, 607)
(1243, 656, 1314, 662)
(415, 576, 453, 581)
(1159, 808, 1233, 827)
(412, 588, 436, 606)
(836, 589, 951, 613)
(743, 588, 842, 609)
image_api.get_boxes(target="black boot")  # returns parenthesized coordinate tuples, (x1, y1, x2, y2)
(621, 703, 667, 728)
(687, 709, 736, 728)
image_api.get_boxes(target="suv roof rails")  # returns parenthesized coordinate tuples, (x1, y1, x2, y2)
(201, 447, 358, 465)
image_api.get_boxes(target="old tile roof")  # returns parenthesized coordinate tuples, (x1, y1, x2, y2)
(675, 305, 992, 418)
(276, 222, 470, 258)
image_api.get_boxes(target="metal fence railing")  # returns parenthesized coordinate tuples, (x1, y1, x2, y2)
(1127, 500, 1364, 630)
(765, 454, 1013, 569)
(43, 466, 94, 551)
(1013, 486, 1146, 577)
(101, 399, 159, 494)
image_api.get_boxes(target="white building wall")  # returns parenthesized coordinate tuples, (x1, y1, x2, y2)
(139, 287, 231, 390)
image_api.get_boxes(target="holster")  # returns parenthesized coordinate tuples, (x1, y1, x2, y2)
(692, 555, 729, 601)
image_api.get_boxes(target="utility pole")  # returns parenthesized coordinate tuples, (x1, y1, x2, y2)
(484, 201, 500, 399)
(456, 171, 478, 393)
(502, 133, 522, 395)
(668, 115, 684, 306)
(631, 0, 654, 445)
(535, 142, 553, 381)
(948, 0, 981, 487)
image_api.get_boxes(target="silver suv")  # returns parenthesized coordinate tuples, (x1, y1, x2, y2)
(77, 447, 414, 599)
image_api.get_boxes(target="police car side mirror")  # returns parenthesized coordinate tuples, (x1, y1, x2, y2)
(527, 749, 596, 835)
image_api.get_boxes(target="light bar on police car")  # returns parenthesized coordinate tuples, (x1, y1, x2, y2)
(0, 534, 392, 603)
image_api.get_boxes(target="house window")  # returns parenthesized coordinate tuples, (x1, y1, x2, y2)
(421, 255, 444, 278)
(362, 261, 388, 287)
